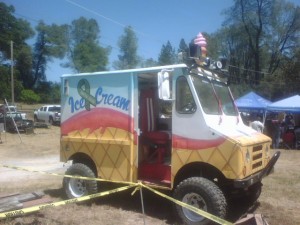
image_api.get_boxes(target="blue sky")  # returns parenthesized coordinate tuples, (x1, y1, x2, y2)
(4, 0, 299, 82)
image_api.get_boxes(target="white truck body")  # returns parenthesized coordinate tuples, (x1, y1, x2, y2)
(34, 105, 61, 124)
(59, 63, 280, 225)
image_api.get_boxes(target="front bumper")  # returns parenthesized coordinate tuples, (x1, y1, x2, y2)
(54, 117, 61, 122)
(234, 151, 281, 188)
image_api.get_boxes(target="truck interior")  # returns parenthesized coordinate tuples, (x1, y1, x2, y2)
(137, 72, 172, 186)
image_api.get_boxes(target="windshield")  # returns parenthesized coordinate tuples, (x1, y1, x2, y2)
(212, 81, 238, 116)
(49, 107, 61, 112)
(6, 113, 22, 119)
(191, 75, 237, 116)
(192, 75, 220, 115)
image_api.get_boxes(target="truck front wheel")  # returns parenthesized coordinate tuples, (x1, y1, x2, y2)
(174, 177, 227, 225)
(63, 163, 98, 199)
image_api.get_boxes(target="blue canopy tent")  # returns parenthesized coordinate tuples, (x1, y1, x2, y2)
(235, 91, 271, 113)
(235, 92, 272, 129)
(267, 95, 300, 113)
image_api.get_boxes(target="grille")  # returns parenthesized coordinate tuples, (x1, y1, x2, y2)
(252, 145, 263, 171)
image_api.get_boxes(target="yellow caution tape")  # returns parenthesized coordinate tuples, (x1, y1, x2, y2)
(0, 164, 133, 185)
(140, 184, 234, 225)
(0, 164, 233, 224)
(0, 184, 137, 219)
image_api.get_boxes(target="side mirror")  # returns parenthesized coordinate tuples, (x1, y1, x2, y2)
(158, 71, 171, 100)
(189, 43, 201, 58)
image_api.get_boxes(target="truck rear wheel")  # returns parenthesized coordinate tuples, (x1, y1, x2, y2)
(63, 163, 98, 199)
(174, 177, 227, 225)
(49, 117, 54, 125)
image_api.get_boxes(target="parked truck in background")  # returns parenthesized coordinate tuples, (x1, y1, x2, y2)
(0, 104, 27, 119)
(34, 105, 61, 125)
(59, 43, 280, 225)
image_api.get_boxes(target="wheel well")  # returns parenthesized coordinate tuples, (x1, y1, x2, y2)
(173, 162, 227, 188)
(69, 153, 97, 176)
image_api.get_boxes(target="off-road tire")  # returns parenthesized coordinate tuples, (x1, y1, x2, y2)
(63, 163, 98, 199)
(34, 115, 38, 122)
(174, 177, 227, 225)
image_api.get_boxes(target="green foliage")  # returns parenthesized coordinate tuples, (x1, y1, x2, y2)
(140, 58, 158, 67)
(49, 82, 61, 103)
(1, 1, 299, 104)
(34, 81, 61, 103)
(158, 41, 176, 65)
(71, 17, 99, 43)
(114, 26, 139, 70)
(178, 38, 189, 54)
(73, 42, 108, 72)
(266, 1, 300, 74)
(0, 64, 24, 102)
(66, 17, 109, 73)
(0, 2, 34, 100)
(230, 83, 254, 99)
(209, 0, 300, 99)
(35, 22, 68, 59)
(20, 89, 40, 103)
(0, 65, 11, 101)
(0, 3, 34, 59)
(16, 45, 33, 89)
(31, 21, 68, 87)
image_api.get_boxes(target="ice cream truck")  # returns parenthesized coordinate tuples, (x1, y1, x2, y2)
(60, 44, 280, 225)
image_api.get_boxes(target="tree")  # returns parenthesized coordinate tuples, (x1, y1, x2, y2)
(114, 26, 139, 70)
(20, 89, 41, 104)
(210, 25, 254, 85)
(215, 0, 300, 92)
(0, 66, 12, 101)
(31, 21, 68, 87)
(140, 58, 158, 67)
(177, 38, 189, 63)
(266, 1, 300, 74)
(0, 3, 34, 59)
(0, 3, 34, 102)
(258, 47, 300, 100)
(16, 45, 33, 89)
(178, 38, 189, 54)
(158, 41, 176, 66)
(65, 17, 109, 73)
(224, 0, 274, 85)
(34, 81, 60, 103)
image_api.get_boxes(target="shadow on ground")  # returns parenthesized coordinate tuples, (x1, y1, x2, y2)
(44, 184, 260, 225)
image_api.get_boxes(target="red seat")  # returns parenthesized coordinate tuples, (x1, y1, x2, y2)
(140, 89, 169, 163)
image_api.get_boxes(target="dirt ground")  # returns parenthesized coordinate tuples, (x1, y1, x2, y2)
(0, 126, 299, 225)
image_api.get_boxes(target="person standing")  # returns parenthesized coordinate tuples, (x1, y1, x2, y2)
(272, 113, 285, 149)
(249, 116, 264, 133)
